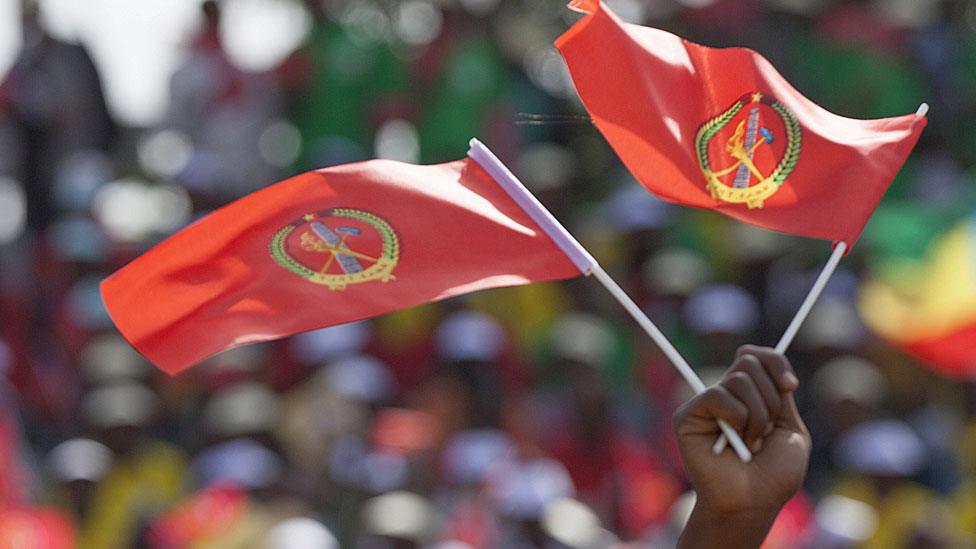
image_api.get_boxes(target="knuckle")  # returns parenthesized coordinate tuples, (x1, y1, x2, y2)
(724, 371, 752, 389)
(672, 402, 691, 432)
(730, 402, 749, 427)
(741, 354, 764, 375)
(736, 344, 763, 357)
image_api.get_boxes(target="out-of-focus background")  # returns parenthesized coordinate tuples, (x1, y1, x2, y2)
(0, 0, 974, 546)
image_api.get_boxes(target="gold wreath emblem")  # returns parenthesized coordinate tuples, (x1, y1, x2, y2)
(270, 208, 399, 291)
(695, 92, 802, 209)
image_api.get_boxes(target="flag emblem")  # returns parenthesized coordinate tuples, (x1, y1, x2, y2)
(696, 92, 802, 209)
(270, 208, 399, 290)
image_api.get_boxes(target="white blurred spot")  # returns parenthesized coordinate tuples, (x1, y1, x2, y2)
(149, 184, 193, 232)
(82, 382, 158, 429)
(267, 518, 338, 549)
(604, 0, 646, 22)
(203, 382, 281, 438)
(363, 491, 436, 541)
(375, 119, 420, 163)
(517, 143, 575, 192)
(542, 498, 604, 549)
(340, 2, 391, 45)
(92, 179, 191, 242)
(47, 438, 114, 483)
(259, 120, 303, 167)
(873, 0, 939, 28)
(524, 48, 574, 98)
(77, 0, 205, 125)
(37, 0, 84, 42)
(0, 0, 20, 80)
(138, 130, 193, 179)
(815, 495, 879, 543)
(221, 0, 312, 72)
(0, 177, 26, 244)
(396, 0, 442, 46)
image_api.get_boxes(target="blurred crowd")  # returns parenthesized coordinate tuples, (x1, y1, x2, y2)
(0, 0, 975, 547)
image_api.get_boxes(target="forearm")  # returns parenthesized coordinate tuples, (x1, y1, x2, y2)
(677, 503, 778, 549)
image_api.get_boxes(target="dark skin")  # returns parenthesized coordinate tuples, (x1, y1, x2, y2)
(675, 346, 811, 549)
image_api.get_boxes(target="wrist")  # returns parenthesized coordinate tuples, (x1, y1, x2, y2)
(677, 501, 780, 549)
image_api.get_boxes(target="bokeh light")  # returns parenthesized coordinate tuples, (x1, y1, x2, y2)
(220, 0, 311, 72)
(92, 179, 192, 242)
(0, 176, 27, 244)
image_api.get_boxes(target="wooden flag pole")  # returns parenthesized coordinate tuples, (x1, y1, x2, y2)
(469, 138, 753, 463)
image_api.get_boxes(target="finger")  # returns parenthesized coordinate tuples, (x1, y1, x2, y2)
(736, 345, 798, 392)
(674, 385, 749, 436)
(729, 354, 781, 421)
(777, 391, 809, 438)
(721, 371, 770, 443)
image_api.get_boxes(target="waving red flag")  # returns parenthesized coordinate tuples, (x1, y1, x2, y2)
(101, 143, 590, 374)
(556, 1, 926, 246)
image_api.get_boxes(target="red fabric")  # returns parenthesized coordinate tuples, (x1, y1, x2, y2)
(903, 323, 976, 380)
(556, 2, 926, 246)
(0, 418, 27, 505)
(148, 484, 248, 548)
(101, 158, 583, 374)
(0, 507, 76, 549)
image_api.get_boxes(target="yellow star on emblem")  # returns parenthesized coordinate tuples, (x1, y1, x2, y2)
(303, 213, 315, 222)
(751, 92, 763, 103)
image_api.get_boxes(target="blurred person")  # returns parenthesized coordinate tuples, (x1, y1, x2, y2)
(3, 0, 117, 230)
(166, 0, 284, 203)
(806, 355, 889, 492)
(486, 453, 576, 548)
(415, 5, 513, 163)
(358, 490, 438, 549)
(600, 182, 674, 276)
(284, 0, 408, 168)
(683, 284, 761, 367)
(544, 313, 679, 537)
(0, 348, 35, 506)
(826, 417, 959, 548)
(672, 345, 810, 548)
(185, 381, 324, 548)
(437, 427, 514, 547)
(45, 438, 113, 527)
(430, 310, 517, 430)
(74, 382, 187, 549)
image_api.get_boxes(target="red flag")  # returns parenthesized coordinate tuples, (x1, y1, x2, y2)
(556, 2, 926, 246)
(102, 145, 589, 374)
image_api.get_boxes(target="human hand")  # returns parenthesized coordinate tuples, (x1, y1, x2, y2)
(674, 346, 811, 548)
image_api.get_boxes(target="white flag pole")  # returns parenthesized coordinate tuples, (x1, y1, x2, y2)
(711, 101, 931, 452)
(468, 138, 753, 463)
(710, 242, 846, 454)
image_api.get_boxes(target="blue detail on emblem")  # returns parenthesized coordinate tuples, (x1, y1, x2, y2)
(311, 221, 364, 274)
